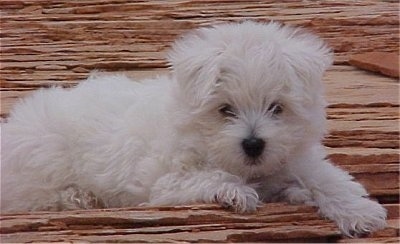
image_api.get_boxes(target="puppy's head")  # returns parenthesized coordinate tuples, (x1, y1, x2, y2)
(168, 21, 332, 179)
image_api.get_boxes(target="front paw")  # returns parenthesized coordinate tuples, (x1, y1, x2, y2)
(214, 184, 260, 213)
(321, 198, 387, 237)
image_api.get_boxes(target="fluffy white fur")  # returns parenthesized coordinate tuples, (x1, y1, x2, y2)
(1, 21, 386, 236)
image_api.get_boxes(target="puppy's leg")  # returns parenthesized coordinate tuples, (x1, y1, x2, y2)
(57, 184, 105, 210)
(289, 146, 387, 236)
(280, 183, 316, 206)
(1, 183, 104, 212)
(148, 170, 259, 213)
(254, 173, 316, 206)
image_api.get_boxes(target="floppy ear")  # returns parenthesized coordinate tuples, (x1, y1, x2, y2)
(284, 28, 333, 87)
(168, 28, 222, 108)
(279, 27, 333, 137)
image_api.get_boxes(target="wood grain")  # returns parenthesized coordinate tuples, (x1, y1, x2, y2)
(1, 204, 398, 243)
(1, 0, 398, 87)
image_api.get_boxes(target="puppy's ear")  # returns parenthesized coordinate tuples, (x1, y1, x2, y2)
(283, 27, 333, 86)
(168, 28, 222, 108)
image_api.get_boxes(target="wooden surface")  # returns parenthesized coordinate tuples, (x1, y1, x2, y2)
(1, 204, 399, 243)
(0, 0, 399, 243)
(1, 0, 399, 91)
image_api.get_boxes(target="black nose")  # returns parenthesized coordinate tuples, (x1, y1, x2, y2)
(241, 137, 265, 158)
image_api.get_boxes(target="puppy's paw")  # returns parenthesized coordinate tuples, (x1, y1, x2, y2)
(321, 198, 387, 237)
(59, 184, 105, 210)
(214, 184, 259, 213)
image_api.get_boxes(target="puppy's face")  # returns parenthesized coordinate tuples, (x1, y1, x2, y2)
(169, 21, 332, 179)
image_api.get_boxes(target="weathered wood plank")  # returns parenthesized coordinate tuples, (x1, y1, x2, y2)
(1, 0, 398, 87)
(1, 204, 398, 243)
(0, 204, 358, 243)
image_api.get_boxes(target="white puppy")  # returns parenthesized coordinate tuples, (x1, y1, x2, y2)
(1, 21, 386, 236)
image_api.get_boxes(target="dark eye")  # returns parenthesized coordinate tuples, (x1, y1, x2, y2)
(269, 102, 283, 115)
(219, 104, 236, 117)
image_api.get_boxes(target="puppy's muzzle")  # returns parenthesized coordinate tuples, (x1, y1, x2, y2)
(241, 136, 265, 158)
